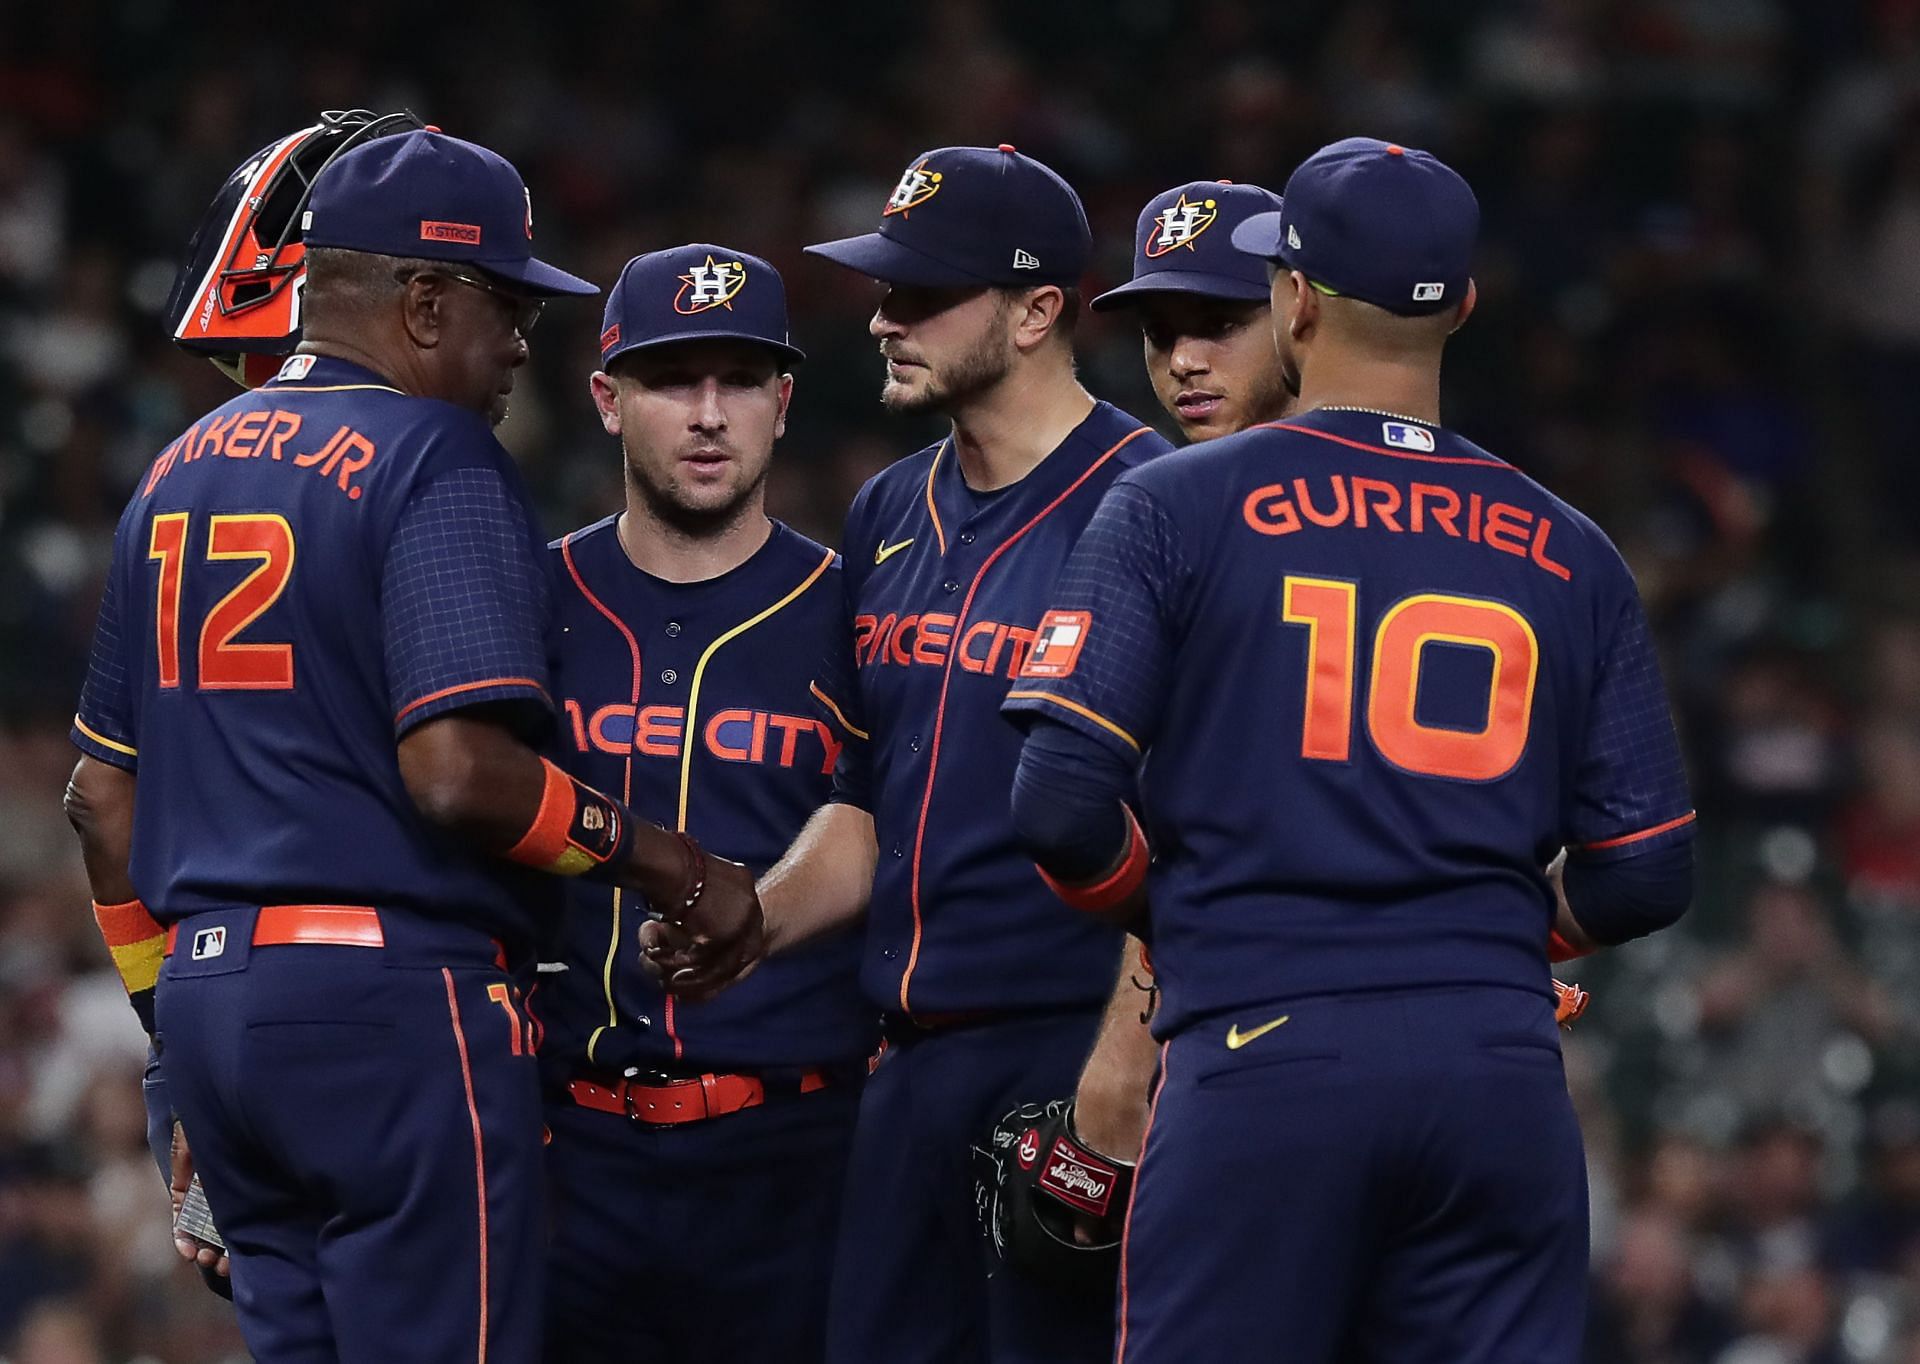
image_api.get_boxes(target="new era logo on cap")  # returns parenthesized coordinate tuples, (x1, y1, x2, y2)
(1287, 223, 1302, 250)
(1012, 249, 1040, 270)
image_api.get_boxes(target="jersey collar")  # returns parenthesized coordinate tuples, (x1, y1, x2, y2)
(263, 353, 406, 392)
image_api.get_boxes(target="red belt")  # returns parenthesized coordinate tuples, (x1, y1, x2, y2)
(163, 905, 506, 968)
(165, 904, 385, 955)
(568, 1069, 830, 1127)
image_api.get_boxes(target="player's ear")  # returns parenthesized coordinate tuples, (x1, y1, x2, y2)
(399, 274, 444, 350)
(1450, 278, 1478, 334)
(773, 372, 794, 441)
(1285, 270, 1318, 341)
(1011, 285, 1065, 354)
(588, 370, 622, 436)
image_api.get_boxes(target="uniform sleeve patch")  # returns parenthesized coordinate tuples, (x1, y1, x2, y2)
(1020, 610, 1092, 679)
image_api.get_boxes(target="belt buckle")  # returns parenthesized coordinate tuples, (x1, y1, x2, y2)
(619, 1069, 683, 1123)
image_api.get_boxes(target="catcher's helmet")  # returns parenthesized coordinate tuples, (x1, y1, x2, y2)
(163, 108, 424, 388)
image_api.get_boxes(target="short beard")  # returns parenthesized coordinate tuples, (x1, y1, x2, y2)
(627, 461, 768, 540)
(882, 313, 1014, 416)
(1246, 358, 1297, 424)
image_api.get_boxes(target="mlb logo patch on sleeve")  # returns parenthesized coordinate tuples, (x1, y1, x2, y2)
(1020, 610, 1092, 679)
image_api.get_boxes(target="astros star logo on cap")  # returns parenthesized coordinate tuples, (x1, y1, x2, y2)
(884, 161, 943, 217)
(674, 255, 748, 314)
(1145, 193, 1218, 257)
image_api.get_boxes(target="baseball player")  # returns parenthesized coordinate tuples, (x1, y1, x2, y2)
(1063, 176, 1585, 1171)
(1003, 138, 1694, 1362)
(62, 130, 761, 1362)
(1066, 178, 1296, 1165)
(541, 243, 875, 1364)
(657, 144, 1174, 1362)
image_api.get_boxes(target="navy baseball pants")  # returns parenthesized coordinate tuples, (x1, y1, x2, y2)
(828, 1009, 1114, 1364)
(154, 907, 544, 1364)
(543, 1080, 861, 1362)
(1117, 985, 1588, 1364)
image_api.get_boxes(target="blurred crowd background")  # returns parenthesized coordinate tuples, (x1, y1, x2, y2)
(2, 0, 1919, 1359)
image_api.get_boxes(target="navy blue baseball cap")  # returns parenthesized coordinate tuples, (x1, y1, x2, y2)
(805, 144, 1090, 288)
(1091, 181, 1283, 311)
(598, 243, 804, 369)
(1230, 137, 1478, 317)
(302, 129, 597, 297)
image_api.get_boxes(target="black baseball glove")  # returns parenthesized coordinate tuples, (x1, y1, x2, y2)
(971, 1098, 1136, 1298)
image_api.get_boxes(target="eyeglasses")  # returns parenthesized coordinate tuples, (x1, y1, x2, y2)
(398, 267, 545, 336)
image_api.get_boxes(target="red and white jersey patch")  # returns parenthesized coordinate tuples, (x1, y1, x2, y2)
(1020, 610, 1091, 679)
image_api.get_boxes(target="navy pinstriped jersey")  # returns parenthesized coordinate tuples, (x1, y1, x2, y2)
(813, 400, 1172, 1015)
(70, 355, 557, 950)
(1003, 407, 1694, 1037)
(543, 516, 876, 1073)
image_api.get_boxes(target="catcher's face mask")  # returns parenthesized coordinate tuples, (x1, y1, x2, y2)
(163, 108, 424, 388)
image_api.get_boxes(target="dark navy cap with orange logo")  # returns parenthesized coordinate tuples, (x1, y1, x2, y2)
(598, 243, 804, 369)
(805, 144, 1090, 289)
(1091, 180, 1283, 312)
(1231, 137, 1478, 317)
(302, 129, 597, 297)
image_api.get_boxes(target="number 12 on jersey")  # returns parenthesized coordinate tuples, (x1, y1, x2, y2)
(1282, 576, 1538, 782)
(147, 511, 297, 691)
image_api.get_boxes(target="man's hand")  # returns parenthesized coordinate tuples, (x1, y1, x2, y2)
(641, 852, 765, 1001)
(168, 1122, 230, 1280)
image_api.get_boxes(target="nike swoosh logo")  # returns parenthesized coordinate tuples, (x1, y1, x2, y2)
(1225, 1014, 1291, 1050)
(874, 538, 914, 565)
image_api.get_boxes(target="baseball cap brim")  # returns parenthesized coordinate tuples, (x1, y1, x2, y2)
(479, 254, 600, 298)
(1090, 271, 1271, 311)
(1229, 212, 1288, 262)
(604, 329, 805, 368)
(804, 232, 995, 288)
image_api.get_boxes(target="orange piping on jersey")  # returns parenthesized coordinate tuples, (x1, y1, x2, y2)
(561, 531, 643, 1065)
(394, 676, 547, 726)
(899, 425, 1155, 1012)
(73, 715, 137, 758)
(811, 681, 870, 741)
(440, 968, 491, 1362)
(1116, 1039, 1170, 1364)
(1003, 690, 1141, 752)
(1578, 810, 1696, 852)
(923, 439, 950, 555)
(1259, 419, 1509, 469)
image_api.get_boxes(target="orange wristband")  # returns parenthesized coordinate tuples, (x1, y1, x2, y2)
(1037, 807, 1150, 914)
(1548, 929, 1589, 963)
(94, 898, 166, 997)
(504, 759, 631, 877)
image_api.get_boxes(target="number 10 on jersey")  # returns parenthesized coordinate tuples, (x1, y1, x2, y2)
(1282, 576, 1538, 781)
